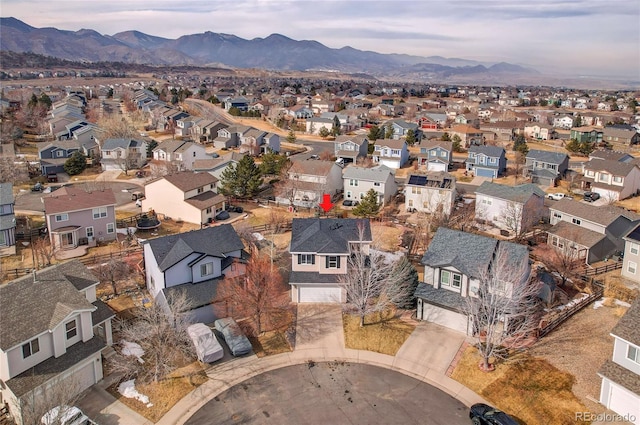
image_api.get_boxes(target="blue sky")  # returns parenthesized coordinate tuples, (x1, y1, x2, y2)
(3, 0, 639, 78)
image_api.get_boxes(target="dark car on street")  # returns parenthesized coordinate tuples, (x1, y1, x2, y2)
(469, 403, 518, 425)
(342, 199, 359, 207)
(583, 191, 601, 202)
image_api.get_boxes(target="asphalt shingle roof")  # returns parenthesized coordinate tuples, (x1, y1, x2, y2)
(42, 187, 116, 215)
(0, 260, 97, 351)
(469, 145, 505, 158)
(101, 138, 142, 150)
(162, 171, 219, 192)
(550, 199, 640, 227)
(583, 159, 638, 176)
(526, 149, 568, 164)
(611, 299, 640, 345)
(414, 282, 465, 313)
(0, 182, 14, 205)
(162, 278, 222, 311)
(342, 165, 393, 182)
(475, 181, 545, 203)
(547, 221, 604, 248)
(598, 359, 640, 396)
(146, 224, 244, 272)
(289, 271, 341, 284)
(289, 218, 372, 254)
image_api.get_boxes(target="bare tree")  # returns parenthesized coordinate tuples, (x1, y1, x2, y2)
(465, 243, 541, 371)
(19, 375, 82, 425)
(98, 112, 139, 140)
(500, 201, 525, 238)
(213, 252, 291, 337)
(338, 225, 417, 327)
(274, 163, 302, 208)
(543, 240, 584, 288)
(32, 237, 57, 268)
(94, 257, 134, 295)
(112, 291, 196, 383)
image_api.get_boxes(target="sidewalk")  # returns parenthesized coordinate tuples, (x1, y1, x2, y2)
(82, 305, 488, 425)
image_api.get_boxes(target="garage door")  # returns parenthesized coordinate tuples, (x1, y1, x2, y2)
(427, 162, 446, 172)
(73, 359, 98, 392)
(609, 383, 640, 424)
(420, 303, 469, 334)
(298, 286, 342, 303)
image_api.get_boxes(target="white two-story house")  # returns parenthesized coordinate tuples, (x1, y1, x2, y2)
(342, 165, 397, 205)
(143, 224, 247, 324)
(405, 172, 456, 216)
(582, 159, 640, 202)
(100, 138, 148, 172)
(0, 260, 114, 425)
(288, 218, 372, 303)
(152, 140, 208, 171)
(372, 139, 409, 169)
(598, 300, 640, 424)
(279, 160, 343, 208)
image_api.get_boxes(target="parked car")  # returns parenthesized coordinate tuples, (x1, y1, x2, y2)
(187, 323, 224, 363)
(214, 317, 252, 356)
(215, 210, 230, 221)
(42, 406, 96, 425)
(131, 191, 145, 201)
(547, 192, 567, 201)
(342, 199, 359, 207)
(31, 182, 43, 192)
(47, 173, 58, 183)
(309, 154, 319, 160)
(226, 205, 244, 213)
(583, 191, 601, 202)
(469, 403, 518, 425)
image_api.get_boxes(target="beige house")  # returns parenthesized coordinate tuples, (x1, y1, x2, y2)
(621, 224, 640, 284)
(141, 172, 225, 225)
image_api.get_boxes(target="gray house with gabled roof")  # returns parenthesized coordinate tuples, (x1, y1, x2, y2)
(415, 228, 530, 334)
(465, 145, 506, 178)
(342, 165, 397, 205)
(143, 224, 247, 323)
(524, 149, 569, 187)
(288, 218, 372, 303)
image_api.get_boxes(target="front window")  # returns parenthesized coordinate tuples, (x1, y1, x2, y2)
(93, 207, 107, 219)
(598, 173, 609, 182)
(106, 223, 115, 234)
(411, 187, 421, 194)
(327, 256, 340, 268)
(22, 338, 40, 358)
(55, 213, 68, 222)
(441, 270, 462, 289)
(65, 320, 77, 339)
(628, 261, 637, 275)
(201, 262, 214, 276)
(627, 345, 639, 364)
(298, 254, 315, 265)
(613, 176, 623, 184)
(350, 179, 358, 186)
(631, 243, 639, 255)
(198, 187, 204, 193)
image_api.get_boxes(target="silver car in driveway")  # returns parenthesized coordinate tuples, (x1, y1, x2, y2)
(214, 317, 252, 356)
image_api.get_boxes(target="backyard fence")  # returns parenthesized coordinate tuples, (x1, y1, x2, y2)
(580, 261, 623, 276)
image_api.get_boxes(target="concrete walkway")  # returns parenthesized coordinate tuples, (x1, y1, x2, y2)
(80, 305, 487, 424)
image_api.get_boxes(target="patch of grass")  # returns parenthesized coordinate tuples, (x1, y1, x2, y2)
(370, 223, 403, 252)
(451, 347, 588, 425)
(107, 364, 207, 423)
(343, 311, 415, 356)
(117, 173, 136, 180)
(604, 277, 639, 303)
(250, 330, 292, 358)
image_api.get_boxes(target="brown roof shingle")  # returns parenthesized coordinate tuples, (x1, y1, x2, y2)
(43, 187, 116, 215)
(163, 171, 219, 192)
(550, 198, 640, 227)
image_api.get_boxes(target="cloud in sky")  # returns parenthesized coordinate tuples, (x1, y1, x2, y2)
(2, 0, 639, 78)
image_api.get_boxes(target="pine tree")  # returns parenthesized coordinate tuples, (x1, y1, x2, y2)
(331, 115, 341, 136)
(63, 151, 87, 176)
(219, 155, 263, 198)
(405, 129, 417, 146)
(368, 125, 381, 141)
(513, 134, 529, 156)
(286, 129, 297, 143)
(352, 189, 381, 218)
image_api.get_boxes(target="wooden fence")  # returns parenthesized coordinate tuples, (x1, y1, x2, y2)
(1, 267, 34, 280)
(580, 262, 622, 276)
(79, 247, 143, 266)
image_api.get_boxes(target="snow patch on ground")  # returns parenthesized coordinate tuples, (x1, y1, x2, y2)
(121, 341, 145, 364)
(117, 379, 153, 408)
(252, 232, 265, 241)
(593, 297, 632, 310)
(371, 249, 404, 264)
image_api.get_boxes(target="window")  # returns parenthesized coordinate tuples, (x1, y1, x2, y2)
(197, 187, 204, 194)
(481, 198, 492, 205)
(440, 270, 461, 289)
(346, 191, 351, 199)
(374, 182, 381, 187)
(65, 320, 77, 339)
(411, 187, 421, 194)
(350, 179, 358, 186)
(360, 192, 365, 199)
(200, 262, 214, 276)
(392, 149, 400, 155)
(193, 151, 196, 157)
(585, 170, 594, 177)
(628, 345, 640, 363)
(408, 199, 413, 207)
(599, 173, 609, 182)
(297, 254, 315, 265)
(206, 207, 212, 214)
(430, 150, 436, 156)
(326, 256, 340, 268)
(440, 151, 447, 157)
(22, 338, 40, 358)
(106, 223, 115, 234)
(553, 212, 562, 219)
(56, 150, 64, 157)
(55, 213, 68, 222)
(93, 207, 107, 219)
(551, 236, 564, 249)
(628, 261, 637, 275)
(613, 176, 623, 184)
(572, 218, 581, 225)
(631, 243, 639, 255)
(86, 227, 94, 239)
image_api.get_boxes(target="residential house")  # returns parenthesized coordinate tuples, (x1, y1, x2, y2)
(100, 138, 148, 172)
(54, 120, 100, 143)
(589, 150, 635, 163)
(192, 152, 244, 186)
(582, 160, 640, 202)
(0, 260, 114, 425)
(372, 139, 409, 169)
(553, 115, 574, 129)
(39, 139, 98, 175)
(143, 225, 246, 324)
(475, 181, 546, 235)
(278, 160, 343, 208)
(223, 97, 250, 112)
(175, 116, 200, 137)
(524, 149, 569, 187)
(0, 183, 16, 256)
(262, 132, 281, 154)
(387, 119, 421, 140)
(43, 187, 116, 250)
(213, 125, 251, 149)
(334, 135, 369, 163)
(192, 120, 227, 144)
(288, 218, 372, 303)
(465, 145, 507, 178)
(305, 117, 333, 135)
(285, 104, 314, 119)
(142, 172, 225, 225)
(602, 127, 640, 146)
(480, 121, 524, 143)
(570, 126, 604, 144)
(152, 140, 208, 171)
(416, 140, 453, 171)
(621, 224, 640, 284)
(598, 299, 640, 424)
(342, 165, 397, 205)
(415, 228, 530, 334)
(239, 128, 269, 156)
(449, 125, 484, 147)
(524, 123, 555, 140)
(404, 172, 456, 215)
(547, 199, 640, 264)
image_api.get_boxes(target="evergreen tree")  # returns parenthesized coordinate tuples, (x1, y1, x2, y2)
(512, 134, 529, 156)
(396, 258, 419, 309)
(38, 93, 52, 109)
(452, 135, 463, 152)
(219, 155, 263, 198)
(368, 125, 381, 141)
(331, 115, 341, 136)
(146, 140, 158, 158)
(384, 123, 394, 139)
(286, 129, 297, 143)
(405, 129, 417, 146)
(319, 127, 330, 138)
(259, 152, 288, 175)
(63, 151, 87, 175)
(441, 132, 451, 141)
(28, 93, 38, 108)
(352, 189, 381, 218)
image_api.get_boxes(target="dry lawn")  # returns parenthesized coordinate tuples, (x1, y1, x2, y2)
(452, 347, 588, 425)
(107, 363, 207, 423)
(343, 311, 415, 356)
(250, 330, 292, 358)
(371, 222, 404, 252)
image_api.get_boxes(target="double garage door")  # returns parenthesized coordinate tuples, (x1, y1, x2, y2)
(608, 383, 640, 424)
(298, 286, 342, 303)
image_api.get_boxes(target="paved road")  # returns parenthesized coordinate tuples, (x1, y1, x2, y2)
(185, 362, 469, 425)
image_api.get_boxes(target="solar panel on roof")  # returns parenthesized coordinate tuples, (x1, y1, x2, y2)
(408, 175, 428, 186)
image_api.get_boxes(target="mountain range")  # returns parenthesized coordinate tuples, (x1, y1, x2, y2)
(0, 17, 540, 82)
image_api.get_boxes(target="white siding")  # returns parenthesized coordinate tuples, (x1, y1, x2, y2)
(144, 242, 166, 298)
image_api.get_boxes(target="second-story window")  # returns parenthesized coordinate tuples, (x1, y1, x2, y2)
(65, 320, 77, 339)
(326, 256, 340, 269)
(198, 187, 204, 193)
(627, 345, 639, 364)
(630, 243, 639, 255)
(599, 173, 609, 182)
(572, 218, 581, 225)
(55, 213, 69, 222)
(297, 254, 315, 265)
(22, 338, 40, 358)
(350, 179, 358, 187)
(93, 207, 107, 219)
(201, 262, 214, 276)
(374, 182, 381, 187)
(613, 176, 623, 184)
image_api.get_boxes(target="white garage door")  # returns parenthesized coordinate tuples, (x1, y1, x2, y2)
(427, 162, 446, 172)
(420, 303, 469, 334)
(609, 383, 640, 424)
(74, 359, 98, 391)
(299, 286, 342, 303)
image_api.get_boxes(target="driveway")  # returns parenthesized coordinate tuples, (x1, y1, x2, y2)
(184, 363, 469, 425)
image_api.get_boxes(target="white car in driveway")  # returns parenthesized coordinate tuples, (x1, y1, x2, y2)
(41, 406, 96, 425)
(547, 193, 569, 201)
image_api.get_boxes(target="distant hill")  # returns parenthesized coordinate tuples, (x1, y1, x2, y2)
(0, 17, 539, 81)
